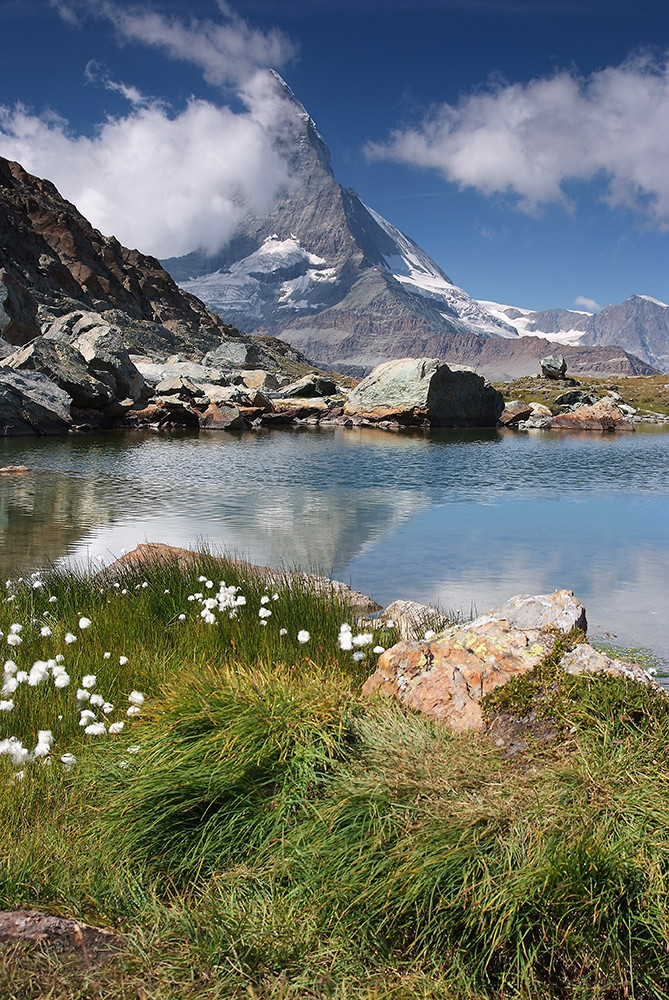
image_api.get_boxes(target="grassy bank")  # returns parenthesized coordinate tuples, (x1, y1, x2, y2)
(494, 373, 669, 417)
(1, 553, 669, 999)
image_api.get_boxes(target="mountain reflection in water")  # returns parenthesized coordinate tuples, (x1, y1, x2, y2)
(1, 425, 668, 669)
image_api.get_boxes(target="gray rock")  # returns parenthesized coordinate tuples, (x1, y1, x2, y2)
(499, 400, 533, 425)
(560, 643, 661, 689)
(344, 357, 504, 427)
(0, 270, 39, 345)
(1, 337, 114, 408)
(154, 376, 206, 398)
(554, 390, 599, 407)
(45, 311, 145, 401)
(280, 373, 339, 398)
(0, 369, 72, 435)
(469, 590, 587, 634)
(370, 599, 450, 640)
(540, 353, 567, 379)
(132, 356, 231, 390)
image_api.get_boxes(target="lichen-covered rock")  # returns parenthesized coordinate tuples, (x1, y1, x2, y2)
(362, 590, 587, 731)
(46, 312, 146, 401)
(198, 403, 248, 430)
(344, 357, 504, 427)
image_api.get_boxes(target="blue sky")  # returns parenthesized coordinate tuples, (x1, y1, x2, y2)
(1, 0, 668, 312)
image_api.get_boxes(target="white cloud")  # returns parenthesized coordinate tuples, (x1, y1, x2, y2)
(89, 0, 296, 86)
(573, 295, 602, 313)
(0, 4, 300, 257)
(0, 87, 291, 258)
(366, 53, 669, 227)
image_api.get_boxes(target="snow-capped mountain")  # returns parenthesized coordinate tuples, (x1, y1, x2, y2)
(163, 72, 665, 377)
(163, 72, 521, 373)
(479, 295, 669, 372)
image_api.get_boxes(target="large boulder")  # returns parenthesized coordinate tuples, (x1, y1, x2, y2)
(280, 373, 338, 398)
(45, 312, 145, 401)
(0, 369, 72, 435)
(0, 337, 114, 408)
(362, 590, 589, 731)
(540, 353, 567, 379)
(344, 358, 504, 427)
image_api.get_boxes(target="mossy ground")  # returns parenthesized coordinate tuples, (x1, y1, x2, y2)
(1, 556, 669, 999)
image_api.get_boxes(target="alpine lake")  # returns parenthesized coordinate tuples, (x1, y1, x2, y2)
(1, 422, 668, 674)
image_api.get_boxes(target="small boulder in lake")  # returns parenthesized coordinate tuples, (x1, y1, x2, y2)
(540, 353, 567, 380)
(344, 358, 504, 427)
(499, 400, 533, 425)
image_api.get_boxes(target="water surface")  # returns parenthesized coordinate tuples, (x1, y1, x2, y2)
(1, 425, 668, 668)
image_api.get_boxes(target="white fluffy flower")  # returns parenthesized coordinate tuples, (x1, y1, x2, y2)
(79, 710, 96, 725)
(54, 672, 70, 689)
(82, 674, 96, 689)
(260, 595, 270, 605)
(4, 660, 17, 675)
(103, 652, 111, 659)
(60, 753, 76, 771)
(40, 626, 52, 637)
(9, 624, 22, 635)
(48, 595, 57, 603)
(102, 702, 114, 714)
(297, 630, 310, 644)
(352, 633, 373, 647)
(76, 688, 91, 702)
(128, 691, 145, 706)
(119, 656, 128, 666)
(85, 722, 106, 736)
(178, 614, 186, 621)
(108, 721, 124, 734)
(2, 676, 18, 696)
(373, 646, 386, 654)
(64, 633, 77, 644)
(0, 699, 14, 712)
(258, 607, 271, 619)
(352, 651, 366, 661)
(6, 634, 22, 647)
(89, 693, 104, 708)
(126, 706, 141, 717)
(279, 628, 287, 636)
(78, 616, 91, 629)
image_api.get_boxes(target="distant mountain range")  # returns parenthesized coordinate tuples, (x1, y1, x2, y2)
(163, 72, 665, 379)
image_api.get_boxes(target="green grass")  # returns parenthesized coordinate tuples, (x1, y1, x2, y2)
(1, 553, 669, 999)
(494, 373, 669, 417)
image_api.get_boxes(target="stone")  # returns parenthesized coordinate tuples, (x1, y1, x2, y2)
(370, 599, 451, 640)
(540, 353, 567, 379)
(45, 312, 146, 401)
(499, 400, 533, 425)
(344, 358, 504, 427)
(554, 389, 599, 407)
(280, 373, 339, 398)
(0, 909, 123, 968)
(1, 336, 114, 408)
(550, 397, 635, 432)
(0, 465, 29, 474)
(154, 375, 206, 398)
(198, 403, 248, 430)
(0, 369, 72, 435)
(242, 370, 281, 391)
(517, 401, 553, 429)
(362, 589, 587, 731)
(560, 643, 661, 689)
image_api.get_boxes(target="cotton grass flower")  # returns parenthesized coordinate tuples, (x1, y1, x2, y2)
(48, 595, 57, 603)
(279, 628, 287, 636)
(352, 651, 366, 661)
(127, 706, 141, 717)
(2, 677, 18, 696)
(373, 646, 385, 654)
(103, 652, 111, 659)
(64, 633, 77, 644)
(6, 634, 22, 647)
(82, 674, 96, 689)
(9, 624, 22, 634)
(40, 626, 52, 637)
(128, 691, 145, 706)
(89, 694, 105, 708)
(85, 722, 106, 736)
(108, 721, 124, 734)
(0, 699, 14, 712)
(119, 656, 128, 666)
(297, 630, 310, 644)
(60, 753, 76, 771)
(78, 616, 91, 629)
(79, 710, 96, 725)
(53, 671, 70, 689)
(260, 595, 270, 604)
(258, 607, 271, 619)
(76, 688, 91, 702)
(4, 661, 17, 675)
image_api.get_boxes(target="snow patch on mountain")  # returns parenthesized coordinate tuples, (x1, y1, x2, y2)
(478, 300, 590, 345)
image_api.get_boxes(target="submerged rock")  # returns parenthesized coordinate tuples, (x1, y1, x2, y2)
(344, 357, 504, 427)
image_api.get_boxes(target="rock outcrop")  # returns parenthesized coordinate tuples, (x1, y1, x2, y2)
(362, 590, 658, 731)
(344, 358, 504, 427)
(540, 353, 567, 379)
(0, 368, 73, 435)
(549, 396, 635, 432)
